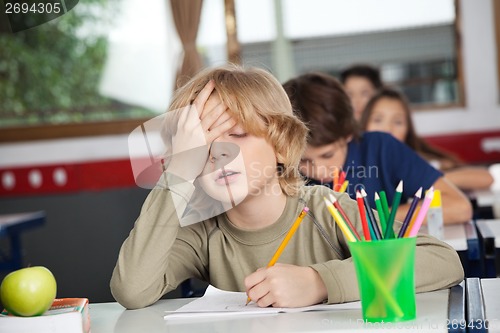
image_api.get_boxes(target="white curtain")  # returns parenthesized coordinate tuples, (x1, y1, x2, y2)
(99, 0, 182, 113)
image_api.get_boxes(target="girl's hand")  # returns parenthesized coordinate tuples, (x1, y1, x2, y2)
(168, 80, 236, 181)
(244, 264, 328, 308)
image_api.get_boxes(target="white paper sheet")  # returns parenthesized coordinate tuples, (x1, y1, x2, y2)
(164, 285, 360, 320)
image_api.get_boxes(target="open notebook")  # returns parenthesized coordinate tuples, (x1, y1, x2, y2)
(164, 285, 360, 320)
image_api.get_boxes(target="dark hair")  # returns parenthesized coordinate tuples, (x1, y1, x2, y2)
(283, 72, 359, 146)
(361, 88, 461, 168)
(340, 64, 383, 89)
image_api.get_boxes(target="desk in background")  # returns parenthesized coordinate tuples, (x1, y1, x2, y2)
(479, 278, 500, 333)
(465, 278, 500, 333)
(469, 190, 500, 220)
(421, 221, 481, 277)
(475, 219, 500, 278)
(0, 211, 46, 272)
(90, 286, 465, 333)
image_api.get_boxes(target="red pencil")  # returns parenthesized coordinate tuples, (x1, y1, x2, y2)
(338, 170, 346, 187)
(356, 191, 371, 241)
(329, 193, 361, 241)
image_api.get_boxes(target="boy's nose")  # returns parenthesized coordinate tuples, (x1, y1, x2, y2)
(209, 142, 240, 168)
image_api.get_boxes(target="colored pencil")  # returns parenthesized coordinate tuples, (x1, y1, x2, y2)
(398, 187, 422, 238)
(324, 197, 357, 242)
(379, 190, 390, 220)
(365, 208, 377, 240)
(374, 193, 388, 236)
(384, 180, 403, 239)
(403, 206, 420, 238)
(245, 206, 309, 305)
(329, 193, 361, 241)
(333, 168, 340, 191)
(360, 188, 382, 240)
(356, 191, 371, 241)
(408, 187, 435, 237)
(339, 180, 349, 193)
(338, 170, 346, 186)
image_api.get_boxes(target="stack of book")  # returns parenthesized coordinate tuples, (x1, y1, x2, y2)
(0, 298, 90, 333)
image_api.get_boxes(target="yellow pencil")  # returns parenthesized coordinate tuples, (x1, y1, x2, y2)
(323, 197, 357, 242)
(339, 180, 349, 193)
(245, 206, 309, 305)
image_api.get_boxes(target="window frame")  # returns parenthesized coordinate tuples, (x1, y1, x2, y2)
(0, 118, 149, 142)
(494, 0, 500, 99)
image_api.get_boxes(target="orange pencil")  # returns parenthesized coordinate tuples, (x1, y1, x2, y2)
(246, 206, 309, 305)
(333, 168, 340, 191)
(403, 206, 421, 238)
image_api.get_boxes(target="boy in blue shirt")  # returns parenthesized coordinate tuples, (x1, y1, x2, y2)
(283, 72, 472, 224)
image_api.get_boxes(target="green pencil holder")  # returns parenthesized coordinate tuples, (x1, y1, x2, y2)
(349, 237, 417, 323)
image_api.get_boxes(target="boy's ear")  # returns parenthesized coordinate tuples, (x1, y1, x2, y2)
(346, 135, 353, 143)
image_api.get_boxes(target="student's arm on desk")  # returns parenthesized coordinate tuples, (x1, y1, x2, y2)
(394, 177, 472, 225)
(432, 177, 472, 224)
(412, 233, 464, 292)
(110, 178, 207, 310)
(444, 166, 494, 191)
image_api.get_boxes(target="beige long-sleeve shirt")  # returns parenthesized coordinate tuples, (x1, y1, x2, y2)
(110, 182, 464, 309)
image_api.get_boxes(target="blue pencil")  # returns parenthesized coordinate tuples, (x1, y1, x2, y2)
(398, 187, 422, 238)
(360, 188, 382, 240)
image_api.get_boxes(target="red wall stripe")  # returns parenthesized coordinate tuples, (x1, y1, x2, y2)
(0, 159, 137, 197)
(1, 130, 499, 197)
(424, 130, 500, 164)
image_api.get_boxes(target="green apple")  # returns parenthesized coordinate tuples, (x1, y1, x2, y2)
(0, 266, 57, 317)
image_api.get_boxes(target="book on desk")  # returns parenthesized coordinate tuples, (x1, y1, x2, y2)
(0, 297, 90, 333)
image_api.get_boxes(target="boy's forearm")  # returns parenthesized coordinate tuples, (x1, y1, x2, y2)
(110, 187, 187, 309)
(413, 233, 464, 291)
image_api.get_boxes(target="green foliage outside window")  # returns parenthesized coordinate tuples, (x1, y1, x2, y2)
(0, 1, 154, 128)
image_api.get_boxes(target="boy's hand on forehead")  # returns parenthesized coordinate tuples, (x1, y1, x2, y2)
(195, 80, 236, 141)
(168, 81, 236, 181)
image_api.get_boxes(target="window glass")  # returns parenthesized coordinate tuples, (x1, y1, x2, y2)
(0, 0, 180, 132)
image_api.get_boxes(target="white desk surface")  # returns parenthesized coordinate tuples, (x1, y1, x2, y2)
(476, 220, 500, 247)
(470, 190, 500, 208)
(420, 224, 468, 251)
(90, 290, 452, 333)
(481, 278, 500, 333)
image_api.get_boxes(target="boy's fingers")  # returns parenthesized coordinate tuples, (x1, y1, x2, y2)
(209, 111, 232, 131)
(244, 268, 266, 292)
(207, 117, 236, 142)
(246, 281, 270, 306)
(200, 102, 226, 132)
(193, 80, 215, 118)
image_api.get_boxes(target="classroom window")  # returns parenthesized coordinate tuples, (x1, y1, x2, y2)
(0, 0, 180, 141)
(199, 0, 463, 109)
(495, 0, 500, 103)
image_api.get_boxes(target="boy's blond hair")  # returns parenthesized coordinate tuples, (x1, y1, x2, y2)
(167, 64, 308, 196)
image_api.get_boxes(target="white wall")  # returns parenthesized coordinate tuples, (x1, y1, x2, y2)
(414, 0, 500, 135)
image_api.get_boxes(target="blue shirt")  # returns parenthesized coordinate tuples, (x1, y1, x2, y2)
(306, 132, 443, 207)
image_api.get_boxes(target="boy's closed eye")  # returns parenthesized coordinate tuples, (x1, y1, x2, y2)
(229, 133, 247, 138)
(320, 151, 334, 159)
